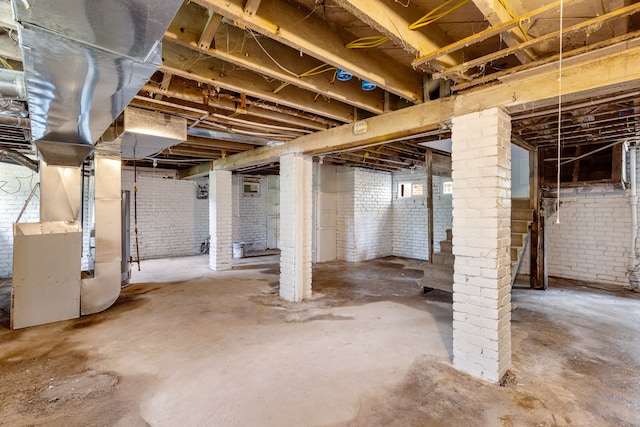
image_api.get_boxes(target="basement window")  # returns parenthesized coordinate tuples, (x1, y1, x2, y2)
(398, 182, 424, 198)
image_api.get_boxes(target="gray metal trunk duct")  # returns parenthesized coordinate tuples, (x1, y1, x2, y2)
(13, 0, 183, 167)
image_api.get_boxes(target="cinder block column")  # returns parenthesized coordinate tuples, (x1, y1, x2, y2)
(209, 170, 232, 271)
(279, 153, 313, 301)
(451, 108, 512, 383)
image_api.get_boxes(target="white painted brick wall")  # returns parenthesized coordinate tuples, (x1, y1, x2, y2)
(336, 167, 355, 261)
(232, 174, 276, 251)
(122, 168, 209, 260)
(0, 163, 40, 278)
(451, 108, 512, 383)
(392, 169, 428, 259)
(433, 175, 454, 251)
(279, 154, 312, 301)
(518, 186, 633, 286)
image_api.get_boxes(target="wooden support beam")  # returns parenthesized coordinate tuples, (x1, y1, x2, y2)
(162, 40, 356, 123)
(426, 149, 434, 263)
(191, 0, 423, 103)
(243, 0, 261, 16)
(138, 84, 332, 131)
(179, 161, 214, 179)
(530, 149, 547, 289)
(164, 18, 385, 114)
(332, 0, 461, 70)
(470, 0, 536, 64)
(198, 10, 223, 50)
(435, 3, 640, 80)
(413, 0, 569, 68)
(210, 39, 640, 172)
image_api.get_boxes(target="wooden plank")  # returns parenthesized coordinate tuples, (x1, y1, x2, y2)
(179, 161, 214, 179)
(413, 0, 569, 68)
(212, 40, 640, 171)
(426, 149, 434, 263)
(162, 40, 356, 123)
(243, 0, 262, 15)
(198, 11, 223, 50)
(612, 143, 623, 184)
(332, 0, 461, 69)
(191, 0, 423, 103)
(435, 2, 640, 80)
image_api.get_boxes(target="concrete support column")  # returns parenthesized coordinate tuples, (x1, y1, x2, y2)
(279, 153, 313, 301)
(210, 170, 232, 271)
(451, 108, 512, 383)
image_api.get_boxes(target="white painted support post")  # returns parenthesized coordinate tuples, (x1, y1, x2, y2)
(451, 108, 512, 383)
(279, 153, 313, 301)
(210, 170, 232, 271)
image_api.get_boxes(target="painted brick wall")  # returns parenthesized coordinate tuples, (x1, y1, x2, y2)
(391, 169, 453, 260)
(392, 169, 428, 259)
(336, 167, 355, 261)
(433, 175, 453, 252)
(518, 186, 632, 286)
(122, 168, 209, 260)
(354, 168, 393, 261)
(0, 163, 40, 278)
(232, 174, 272, 251)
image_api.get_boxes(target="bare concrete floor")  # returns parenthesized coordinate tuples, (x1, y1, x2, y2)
(0, 256, 639, 426)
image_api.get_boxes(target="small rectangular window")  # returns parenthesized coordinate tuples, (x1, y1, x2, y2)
(243, 178, 261, 197)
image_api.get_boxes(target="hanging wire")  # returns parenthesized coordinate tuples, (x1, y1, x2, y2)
(345, 36, 390, 49)
(408, 0, 469, 30)
(556, 0, 564, 224)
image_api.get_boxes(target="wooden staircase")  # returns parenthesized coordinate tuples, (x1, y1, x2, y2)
(418, 199, 533, 293)
(510, 198, 533, 284)
(418, 229, 454, 293)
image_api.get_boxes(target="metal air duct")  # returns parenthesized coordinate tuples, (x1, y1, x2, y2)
(13, 0, 183, 167)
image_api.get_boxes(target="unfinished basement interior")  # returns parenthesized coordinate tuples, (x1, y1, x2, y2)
(0, 0, 639, 425)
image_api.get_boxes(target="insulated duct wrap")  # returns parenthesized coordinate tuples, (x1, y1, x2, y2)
(13, 0, 183, 167)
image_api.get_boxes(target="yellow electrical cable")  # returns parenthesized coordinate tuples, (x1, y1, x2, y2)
(0, 57, 14, 70)
(409, 0, 469, 30)
(345, 36, 390, 49)
(299, 63, 336, 77)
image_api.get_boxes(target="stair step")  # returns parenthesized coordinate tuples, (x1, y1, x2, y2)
(511, 233, 525, 247)
(511, 220, 530, 234)
(420, 278, 453, 293)
(512, 208, 533, 221)
(445, 229, 453, 241)
(511, 247, 522, 262)
(432, 252, 455, 265)
(511, 198, 531, 210)
(439, 240, 452, 253)
(421, 264, 454, 282)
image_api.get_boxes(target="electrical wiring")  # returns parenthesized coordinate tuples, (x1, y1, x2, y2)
(345, 36, 390, 49)
(248, 29, 299, 78)
(0, 57, 14, 70)
(408, 0, 469, 30)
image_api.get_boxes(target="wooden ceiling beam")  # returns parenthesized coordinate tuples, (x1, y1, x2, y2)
(191, 0, 424, 103)
(210, 40, 640, 171)
(139, 82, 333, 131)
(164, 16, 384, 114)
(198, 10, 223, 50)
(162, 40, 357, 123)
(434, 3, 640, 80)
(332, 0, 462, 70)
(470, 0, 537, 63)
(413, 0, 569, 68)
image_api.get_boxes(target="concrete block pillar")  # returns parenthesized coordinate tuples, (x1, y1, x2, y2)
(279, 153, 313, 301)
(451, 107, 512, 383)
(210, 170, 232, 271)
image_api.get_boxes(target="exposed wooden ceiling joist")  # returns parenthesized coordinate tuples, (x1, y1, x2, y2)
(190, 0, 424, 103)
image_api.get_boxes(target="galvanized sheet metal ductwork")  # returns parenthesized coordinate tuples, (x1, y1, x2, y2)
(13, 0, 183, 167)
